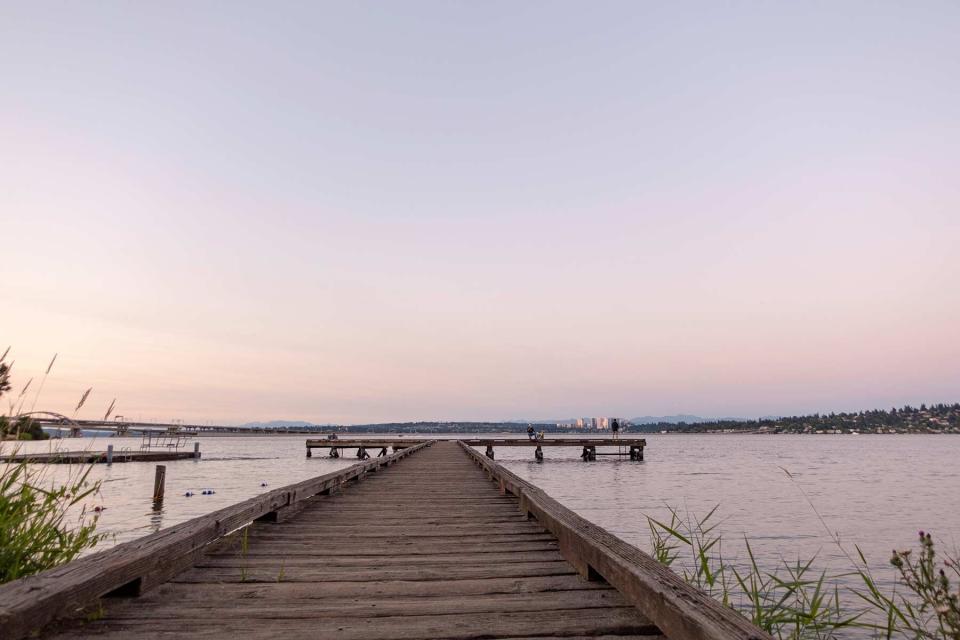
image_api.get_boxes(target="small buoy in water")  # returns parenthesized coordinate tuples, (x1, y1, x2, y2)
(260, 482, 268, 487)
(185, 491, 194, 497)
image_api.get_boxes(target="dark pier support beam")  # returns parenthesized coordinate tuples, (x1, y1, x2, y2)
(152, 465, 166, 502)
(534, 446, 544, 462)
(485, 445, 495, 460)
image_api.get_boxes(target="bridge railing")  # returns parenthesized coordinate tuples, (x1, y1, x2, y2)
(457, 441, 770, 640)
(0, 441, 432, 640)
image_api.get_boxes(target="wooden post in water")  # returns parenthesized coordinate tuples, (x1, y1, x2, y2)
(153, 465, 166, 502)
(106, 444, 114, 465)
(193, 441, 201, 459)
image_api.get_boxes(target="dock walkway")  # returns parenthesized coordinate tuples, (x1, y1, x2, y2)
(49, 442, 658, 639)
(2, 441, 766, 640)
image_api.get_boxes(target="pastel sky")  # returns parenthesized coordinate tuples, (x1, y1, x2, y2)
(2, 2, 958, 425)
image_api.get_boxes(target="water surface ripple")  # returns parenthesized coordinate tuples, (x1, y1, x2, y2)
(6, 434, 958, 601)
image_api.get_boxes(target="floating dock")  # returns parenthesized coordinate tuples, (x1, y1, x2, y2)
(4, 445, 200, 464)
(0, 441, 765, 640)
(305, 436, 647, 461)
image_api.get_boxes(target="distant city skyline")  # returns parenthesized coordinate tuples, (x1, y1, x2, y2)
(3, 2, 958, 424)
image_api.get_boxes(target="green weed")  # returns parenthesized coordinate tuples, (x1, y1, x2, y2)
(0, 457, 106, 583)
(647, 506, 960, 639)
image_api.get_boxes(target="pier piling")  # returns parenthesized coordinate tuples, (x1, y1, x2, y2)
(152, 465, 166, 502)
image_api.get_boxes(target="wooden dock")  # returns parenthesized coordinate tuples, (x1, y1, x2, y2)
(3, 447, 201, 464)
(305, 437, 647, 461)
(0, 441, 766, 640)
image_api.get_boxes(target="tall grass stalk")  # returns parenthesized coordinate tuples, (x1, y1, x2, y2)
(0, 456, 106, 583)
(0, 348, 106, 583)
(648, 504, 863, 638)
(779, 466, 960, 639)
(27, 352, 57, 415)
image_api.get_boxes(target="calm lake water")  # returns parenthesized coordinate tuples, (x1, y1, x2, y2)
(5, 433, 958, 630)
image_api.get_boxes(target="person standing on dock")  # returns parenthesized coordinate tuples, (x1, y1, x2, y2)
(611, 418, 620, 440)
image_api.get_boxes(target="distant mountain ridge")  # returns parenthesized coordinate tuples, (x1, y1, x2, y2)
(507, 415, 736, 425)
(239, 420, 326, 429)
(629, 414, 715, 425)
(239, 416, 740, 428)
(231, 403, 959, 435)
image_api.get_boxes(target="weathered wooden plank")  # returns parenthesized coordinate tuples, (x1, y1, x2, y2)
(204, 540, 560, 556)
(59, 608, 658, 639)
(97, 589, 635, 619)
(500, 636, 666, 640)
(170, 561, 579, 584)
(119, 574, 611, 601)
(267, 521, 542, 533)
(195, 551, 565, 567)
(242, 521, 556, 547)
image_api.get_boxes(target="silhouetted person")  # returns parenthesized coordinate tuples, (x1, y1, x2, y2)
(612, 418, 620, 439)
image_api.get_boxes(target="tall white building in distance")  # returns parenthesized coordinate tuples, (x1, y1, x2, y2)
(563, 417, 627, 430)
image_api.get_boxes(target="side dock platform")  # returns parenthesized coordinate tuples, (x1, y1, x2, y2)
(305, 437, 648, 461)
(4, 448, 201, 465)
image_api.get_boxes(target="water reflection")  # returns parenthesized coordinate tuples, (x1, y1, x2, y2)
(148, 500, 164, 534)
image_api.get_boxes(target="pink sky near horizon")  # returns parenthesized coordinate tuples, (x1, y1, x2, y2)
(2, 2, 959, 424)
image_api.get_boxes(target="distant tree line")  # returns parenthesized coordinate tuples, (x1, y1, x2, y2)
(633, 402, 960, 434)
